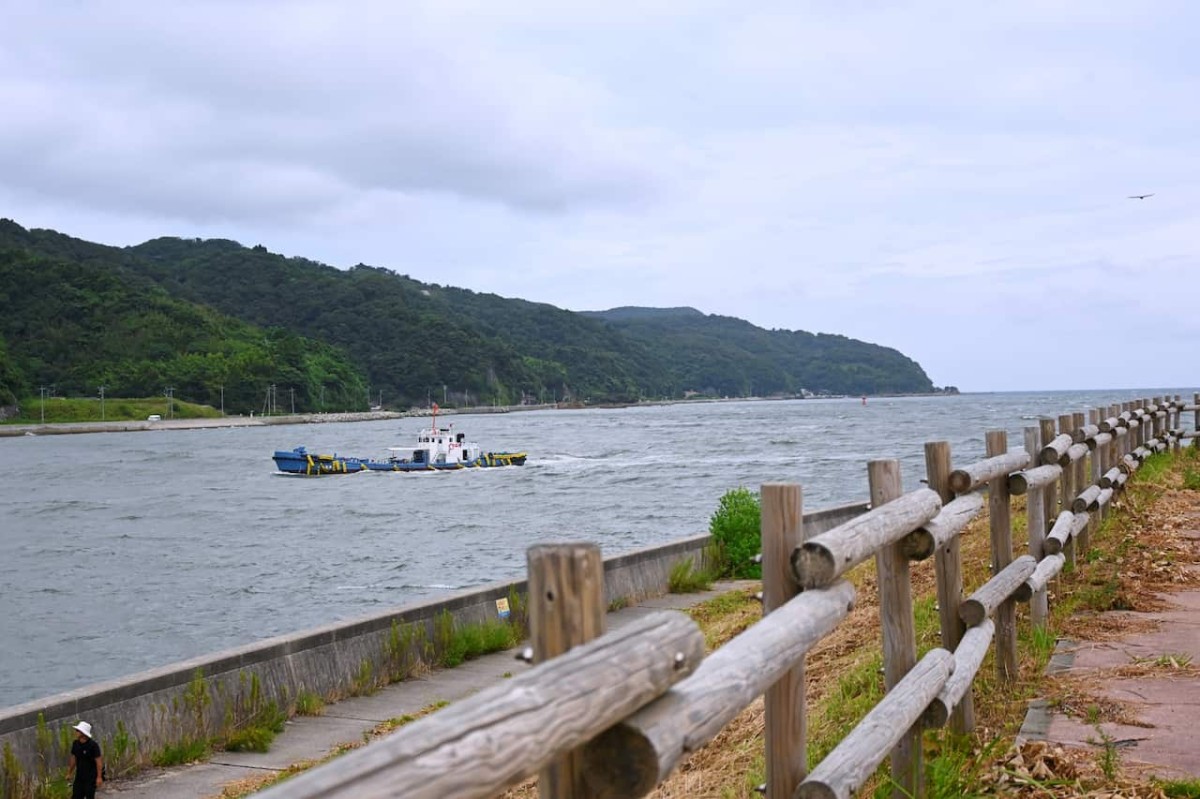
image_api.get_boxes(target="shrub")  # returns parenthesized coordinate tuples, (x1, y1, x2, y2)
(709, 488, 761, 579)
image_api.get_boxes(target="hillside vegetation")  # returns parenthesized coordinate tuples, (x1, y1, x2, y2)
(0, 219, 935, 413)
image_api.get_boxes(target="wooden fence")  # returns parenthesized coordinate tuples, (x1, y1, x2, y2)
(255, 393, 1200, 799)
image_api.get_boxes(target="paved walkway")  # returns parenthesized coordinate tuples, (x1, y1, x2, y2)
(106, 582, 754, 798)
(1020, 519, 1200, 781)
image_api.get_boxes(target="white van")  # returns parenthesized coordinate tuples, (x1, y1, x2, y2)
(147, 414, 162, 421)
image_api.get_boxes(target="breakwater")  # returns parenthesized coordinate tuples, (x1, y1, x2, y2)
(0, 500, 867, 787)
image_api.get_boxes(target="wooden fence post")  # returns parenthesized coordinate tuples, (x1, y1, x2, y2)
(924, 441, 974, 733)
(762, 484, 806, 799)
(1024, 427, 1049, 628)
(529, 543, 606, 799)
(1073, 411, 1090, 556)
(1195, 393, 1199, 436)
(1058, 413, 1076, 571)
(987, 430, 1019, 682)
(868, 460, 921, 799)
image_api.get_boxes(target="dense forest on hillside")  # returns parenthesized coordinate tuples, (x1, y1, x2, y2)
(583, 307, 933, 396)
(0, 230, 367, 413)
(0, 220, 935, 413)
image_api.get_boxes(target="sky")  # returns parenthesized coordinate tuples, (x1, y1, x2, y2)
(2, 1, 1197, 392)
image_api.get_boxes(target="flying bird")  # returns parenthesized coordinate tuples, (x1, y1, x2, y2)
(1127, 193, 1154, 200)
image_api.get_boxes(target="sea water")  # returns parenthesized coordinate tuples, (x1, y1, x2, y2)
(0, 389, 1193, 707)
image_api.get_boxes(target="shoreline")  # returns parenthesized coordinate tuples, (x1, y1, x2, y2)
(0, 392, 964, 437)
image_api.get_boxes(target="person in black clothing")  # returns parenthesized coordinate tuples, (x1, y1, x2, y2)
(67, 721, 103, 799)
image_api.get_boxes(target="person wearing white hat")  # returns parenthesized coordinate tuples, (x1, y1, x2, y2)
(67, 721, 103, 798)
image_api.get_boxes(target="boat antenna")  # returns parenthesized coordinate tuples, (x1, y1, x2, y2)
(432, 401, 438, 432)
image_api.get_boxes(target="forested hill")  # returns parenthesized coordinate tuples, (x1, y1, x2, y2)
(0, 220, 935, 412)
(582, 307, 934, 396)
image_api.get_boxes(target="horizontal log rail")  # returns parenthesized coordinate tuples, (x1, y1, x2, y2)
(948, 450, 1030, 494)
(791, 489, 942, 589)
(924, 620, 994, 728)
(254, 610, 705, 799)
(959, 555, 1037, 626)
(580, 581, 855, 796)
(1039, 433, 1073, 465)
(796, 650, 955, 799)
(1008, 464, 1062, 495)
(1015, 553, 1066, 601)
(1072, 484, 1102, 513)
(900, 493, 985, 561)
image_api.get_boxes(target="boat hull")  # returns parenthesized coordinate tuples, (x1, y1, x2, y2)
(272, 448, 526, 476)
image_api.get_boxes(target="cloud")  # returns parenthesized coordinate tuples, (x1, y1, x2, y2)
(0, 0, 663, 222)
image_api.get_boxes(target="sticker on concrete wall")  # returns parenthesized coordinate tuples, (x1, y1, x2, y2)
(495, 597, 510, 619)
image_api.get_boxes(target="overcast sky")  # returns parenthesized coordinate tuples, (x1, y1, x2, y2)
(3, 1, 1197, 391)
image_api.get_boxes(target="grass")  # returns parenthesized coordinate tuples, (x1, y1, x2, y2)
(294, 691, 325, 716)
(6, 396, 222, 424)
(1159, 777, 1200, 798)
(152, 738, 210, 767)
(216, 701, 451, 798)
(668, 557, 714, 593)
(434, 609, 523, 668)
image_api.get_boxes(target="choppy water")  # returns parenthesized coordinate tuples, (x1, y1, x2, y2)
(1, 388, 1194, 707)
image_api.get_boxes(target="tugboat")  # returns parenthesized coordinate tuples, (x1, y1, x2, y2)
(272, 408, 526, 476)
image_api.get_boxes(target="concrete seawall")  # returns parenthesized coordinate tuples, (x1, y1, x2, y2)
(0, 501, 866, 784)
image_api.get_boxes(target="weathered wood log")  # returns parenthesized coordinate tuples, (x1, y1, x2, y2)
(868, 460, 922, 799)
(1088, 431, 1113, 451)
(947, 450, 1031, 494)
(959, 555, 1038, 626)
(1062, 442, 1089, 465)
(986, 430, 1018, 683)
(1008, 464, 1062, 496)
(1120, 454, 1139, 475)
(760, 484, 806, 799)
(923, 441, 973, 734)
(1100, 416, 1121, 433)
(1039, 433, 1073, 466)
(795, 650, 955, 799)
(1096, 487, 1114, 509)
(923, 619, 994, 728)
(901, 493, 985, 561)
(530, 544, 606, 797)
(580, 582, 855, 797)
(1074, 424, 1099, 444)
(1072, 485, 1101, 513)
(791, 488, 942, 589)
(1100, 467, 1122, 489)
(1114, 473, 1128, 492)
(1014, 553, 1066, 602)
(1043, 511, 1074, 556)
(255, 610, 706, 799)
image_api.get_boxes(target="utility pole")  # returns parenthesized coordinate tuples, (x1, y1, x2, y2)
(270, 383, 277, 416)
(443, 384, 447, 405)
(39, 386, 47, 423)
(219, 385, 225, 416)
(99, 386, 106, 421)
(165, 387, 175, 419)
(290, 386, 295, 415)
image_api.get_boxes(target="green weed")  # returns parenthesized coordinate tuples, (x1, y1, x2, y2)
(152, 738, 210, 767)
(294, 691, 325, 716)
(1158, 777, 1200, 797)
(1088, 725, 1120, 781)
(606, 595, 629, 612)
(668, 558, 714, 593)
